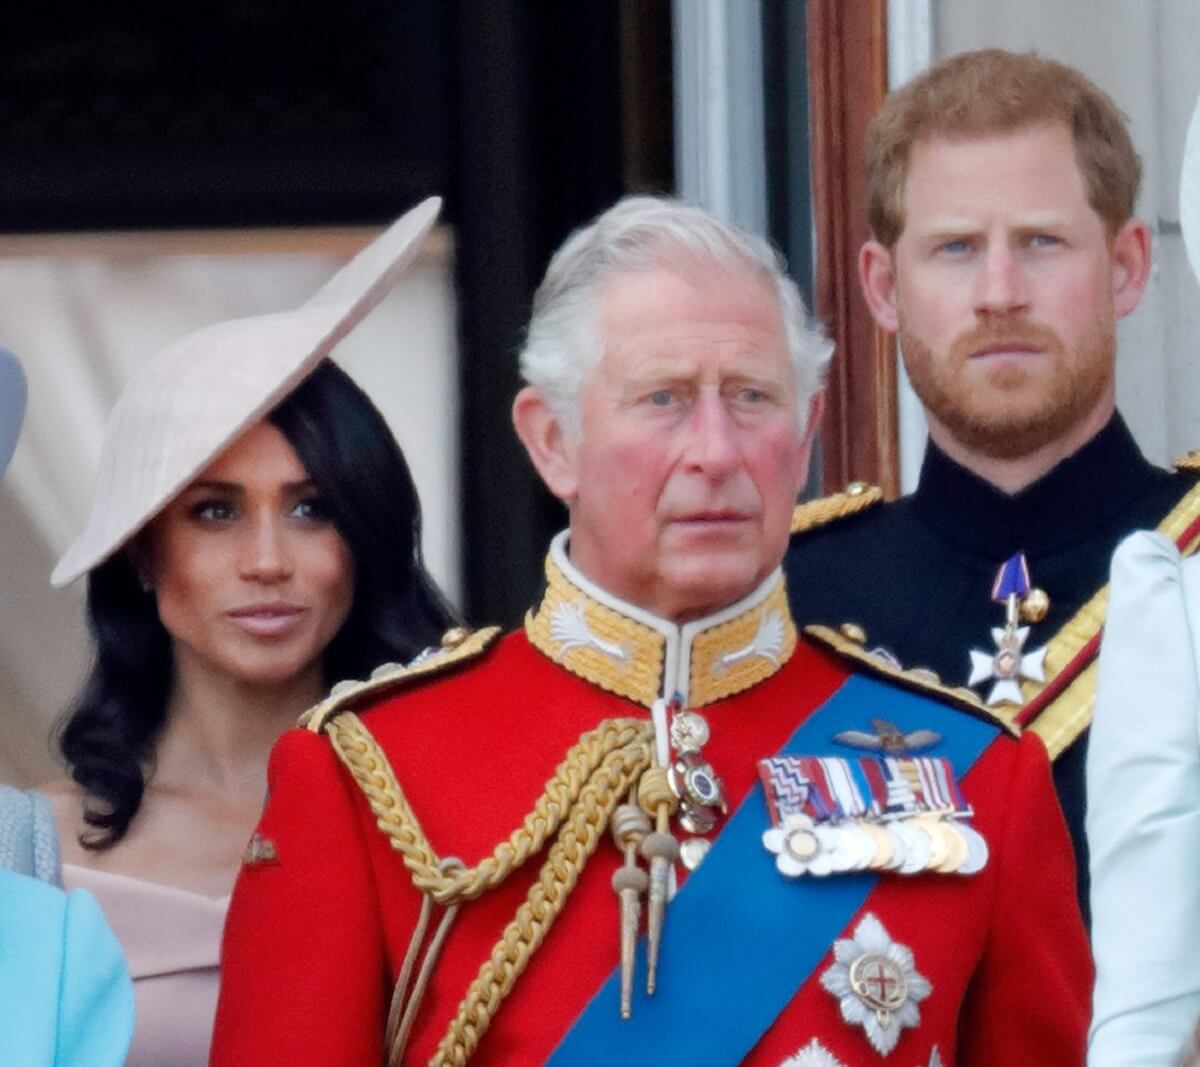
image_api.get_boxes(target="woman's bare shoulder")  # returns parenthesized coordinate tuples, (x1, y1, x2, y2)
(37, 777, 82, 808)
(35, 779, 88, 852)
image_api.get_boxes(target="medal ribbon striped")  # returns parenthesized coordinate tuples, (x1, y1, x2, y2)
(547, 674, 1000, 1067)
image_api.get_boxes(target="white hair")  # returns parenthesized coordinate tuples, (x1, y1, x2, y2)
(518, 195, 833, 437)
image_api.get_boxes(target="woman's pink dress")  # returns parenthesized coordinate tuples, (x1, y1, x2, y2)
(62, 865, 227, 1067)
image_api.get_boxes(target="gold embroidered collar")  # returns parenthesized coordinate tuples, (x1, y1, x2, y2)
(525, 532, 798, 708)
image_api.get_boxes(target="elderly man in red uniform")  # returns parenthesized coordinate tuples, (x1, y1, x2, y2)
(212, 197, 1089, 1066)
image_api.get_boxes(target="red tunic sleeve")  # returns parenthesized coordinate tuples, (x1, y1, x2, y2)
(210, 727, 390, 1066)
(957, 730, 1091, 1065)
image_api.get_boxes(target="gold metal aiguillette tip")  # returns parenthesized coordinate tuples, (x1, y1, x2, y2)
(635, 763, 680, 997)
(640, 828, 679, 995)
(611, 804, 650, 1019)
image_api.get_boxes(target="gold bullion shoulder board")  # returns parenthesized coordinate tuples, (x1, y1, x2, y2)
(803, 623, 1018, 737)
(791, 483, 883, 536)
(301, 625, 502, 735)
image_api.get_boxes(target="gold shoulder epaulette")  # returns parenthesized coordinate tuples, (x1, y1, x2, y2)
(301, 625, 502, 734)
(1173, 450, 1200, 473)
(803, 623, 1019, 737)
(791, 482, 883, 535)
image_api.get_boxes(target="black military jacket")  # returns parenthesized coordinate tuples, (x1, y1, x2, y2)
(785, 414, 1197, 919)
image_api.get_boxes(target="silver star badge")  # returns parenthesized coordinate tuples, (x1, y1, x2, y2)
(781, 1039, 847, 1067)
(821, 913, 931, 1056)
(967, 626, 1046, 705)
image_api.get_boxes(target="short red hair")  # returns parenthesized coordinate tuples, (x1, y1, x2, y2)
(866, 49, 1141, 245)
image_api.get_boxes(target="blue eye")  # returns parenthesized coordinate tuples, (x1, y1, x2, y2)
(648, 389, 675, 407)
(938, 239, 971, 255)
(1029, 233, 1060, 248)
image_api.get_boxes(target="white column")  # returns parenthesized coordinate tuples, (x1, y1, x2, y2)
(887, 0, 935, 493)
(673, 0, 768, 235)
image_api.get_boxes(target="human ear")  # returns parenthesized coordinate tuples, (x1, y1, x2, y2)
(858, 240, 900, 332)
(512, 386, 579, 502)
(794, 391, 826, 489)
(126, 537, 157, 595)
(1111, 218, 1151, 319)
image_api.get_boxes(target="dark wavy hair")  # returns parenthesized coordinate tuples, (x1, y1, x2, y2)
(58, 360, 458, 848)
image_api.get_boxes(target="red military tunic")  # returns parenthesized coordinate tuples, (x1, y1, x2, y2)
(213, 540, 1089, 1066)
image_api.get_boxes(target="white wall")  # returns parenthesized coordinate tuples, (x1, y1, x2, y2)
(0, 227, 460, 786)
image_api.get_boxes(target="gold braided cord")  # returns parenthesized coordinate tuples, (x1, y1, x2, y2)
(303, 627, 502, 734)
(790, 484, 882, 534)
(326, 711, 654, 905)
(431, 733, 654, 1067)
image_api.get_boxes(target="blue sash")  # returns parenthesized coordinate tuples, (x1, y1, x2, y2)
(548, 675, 1000, 1066)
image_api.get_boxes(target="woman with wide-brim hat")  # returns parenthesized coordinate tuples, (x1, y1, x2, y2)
(37, 198, 458, 1067)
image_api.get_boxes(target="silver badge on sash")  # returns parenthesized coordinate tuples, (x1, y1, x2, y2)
(820, 914, 931, 1057)
(780, 1038, 848, 1067)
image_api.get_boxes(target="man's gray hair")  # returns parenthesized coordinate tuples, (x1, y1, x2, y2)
(519, 195, 833, 436)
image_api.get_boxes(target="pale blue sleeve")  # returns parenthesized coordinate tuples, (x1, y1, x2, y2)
(1088, 530, 1200, 1066)
(55, 888, 135, 1067)
(0, 785, 62, 885)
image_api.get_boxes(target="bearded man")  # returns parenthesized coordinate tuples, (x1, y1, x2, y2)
(785, 48, 1200, 917)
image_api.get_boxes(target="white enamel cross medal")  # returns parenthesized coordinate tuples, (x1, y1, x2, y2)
(968, 552, 1048, 706)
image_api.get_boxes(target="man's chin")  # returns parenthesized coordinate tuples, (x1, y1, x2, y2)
(939, 406, 1078, 460)
(659, 557, 767, 621)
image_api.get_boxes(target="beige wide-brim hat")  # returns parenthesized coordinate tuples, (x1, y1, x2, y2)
(51, 196, 442, 587)
(1184, 95, 1200, 289)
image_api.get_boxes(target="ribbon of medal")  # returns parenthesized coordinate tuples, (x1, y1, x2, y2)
(967, 551, 1049, 705)
(758, 750, 987, 878)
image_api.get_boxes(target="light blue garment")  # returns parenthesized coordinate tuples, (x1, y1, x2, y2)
(0, 346, 26, 474)
(1088, 531, 1200, 1066)
(0, 869, 134, 1067)
(0, 784, 62, 884)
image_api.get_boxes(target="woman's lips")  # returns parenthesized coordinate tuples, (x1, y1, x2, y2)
(226, 604, 305, 638)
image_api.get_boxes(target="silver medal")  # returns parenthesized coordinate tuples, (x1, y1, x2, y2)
(955, 822, 989, 875)
(893, 820, 932, 875)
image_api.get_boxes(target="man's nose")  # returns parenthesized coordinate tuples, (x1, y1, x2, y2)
(974, 244, 1031, 316)
(239, 514, 293, 583)
(682, 391, 740, 478)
